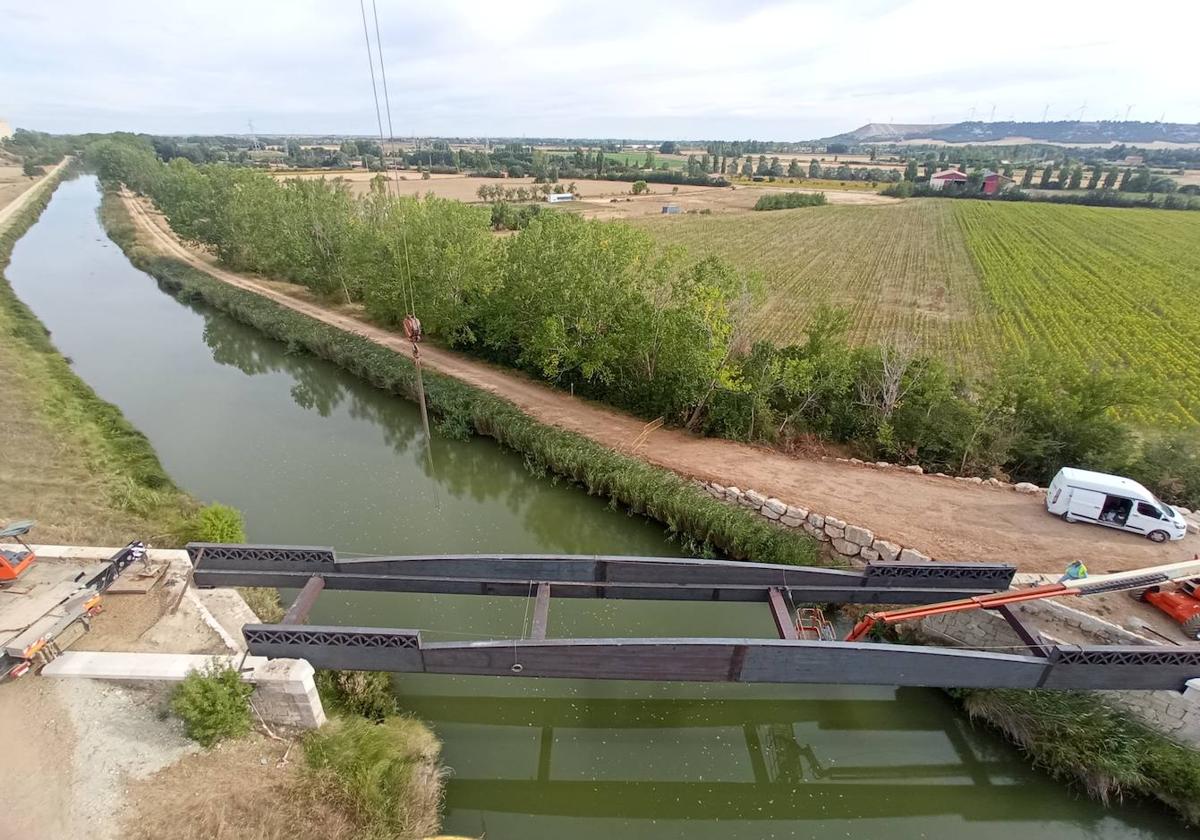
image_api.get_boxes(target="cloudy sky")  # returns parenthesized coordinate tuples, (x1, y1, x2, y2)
(2, 0, 1198, 140)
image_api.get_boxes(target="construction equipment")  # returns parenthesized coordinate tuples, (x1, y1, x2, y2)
(1134, 571, 1200, 640)
(845, 558, 1200, 642)
(0, 520, 37, 581)
(1, 540, 145, 681)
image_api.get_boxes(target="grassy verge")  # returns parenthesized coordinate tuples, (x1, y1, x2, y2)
(101, 190, 820, 566)
(954, 688, 1200, 825)
(305, 715, 443, 840)
(0, 169, 195, 545)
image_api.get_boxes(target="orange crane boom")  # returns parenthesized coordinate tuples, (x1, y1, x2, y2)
(844, 557, 1200, 642)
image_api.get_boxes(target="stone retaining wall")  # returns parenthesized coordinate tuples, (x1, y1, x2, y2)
(697, 480, 929, 564)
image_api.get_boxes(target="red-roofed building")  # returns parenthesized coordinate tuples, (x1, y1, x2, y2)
(928, 169, 967, 190)
(981, 170, 1014, 195)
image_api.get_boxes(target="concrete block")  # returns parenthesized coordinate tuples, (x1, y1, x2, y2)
(871, 540, 901, 562)
(760, 506, 781, 521)
(844, 524, 873, 547)
(763, 497, 788, 515)
(824, 523, 845, 539)
(898, 548, 930, 563)
(785, 505, 809, 520)
(904, 464, 923, 474)
(825, 516, 846, 530)
(831, 538, 860, 557)
(859, 547, 880, 562)
(807, 512, 825, 528)
(743, 489, 766, 508)
(780, 515, 804, 528)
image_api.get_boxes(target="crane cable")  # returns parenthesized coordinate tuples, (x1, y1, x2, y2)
(358, 0, 439, 505)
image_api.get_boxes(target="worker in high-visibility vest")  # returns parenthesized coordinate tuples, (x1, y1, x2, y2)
(1058, 559, 1088, 584)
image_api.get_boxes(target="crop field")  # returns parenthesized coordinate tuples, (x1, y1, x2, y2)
(954, 202, 1200, 424)
(634, 200, 985, 363)
(635, 200, 1200, 426)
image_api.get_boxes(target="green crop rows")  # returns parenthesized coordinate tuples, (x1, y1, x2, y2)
(954, 202, 1200, 425)
(637, 199, 1200, 427)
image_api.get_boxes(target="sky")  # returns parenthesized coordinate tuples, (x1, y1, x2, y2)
(2, 0, 1199, 140)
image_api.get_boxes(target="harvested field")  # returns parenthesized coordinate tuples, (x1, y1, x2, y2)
(275, 171, 895, 218)
(0, 164, 40, 211)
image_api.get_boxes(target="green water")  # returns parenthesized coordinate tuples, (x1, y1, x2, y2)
(6, 176, 1192, 838)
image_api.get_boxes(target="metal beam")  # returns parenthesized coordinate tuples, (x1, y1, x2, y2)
(240, 623, 1200, 690)
(767, 588, 798, 640)
(530, 583, 551, 641)
(191, 547, 1015, 604)
(281, 575, 325, 625)
(195, 567, 1003, 606)
(994, 604, 1047, 657)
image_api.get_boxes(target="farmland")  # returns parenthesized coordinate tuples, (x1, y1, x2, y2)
(954, 202, 1200, 424)
(635, 199, 1200, 426)
(634, 200, 985, 363)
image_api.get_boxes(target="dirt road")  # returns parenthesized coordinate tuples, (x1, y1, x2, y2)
(123, 192, 1194, 573)
(0, 157, 70, 231)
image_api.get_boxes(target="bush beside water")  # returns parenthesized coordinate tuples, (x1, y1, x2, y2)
(171, 662, 254, 746)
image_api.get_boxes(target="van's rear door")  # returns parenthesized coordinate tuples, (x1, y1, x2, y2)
(1068, 488, 1106, 521)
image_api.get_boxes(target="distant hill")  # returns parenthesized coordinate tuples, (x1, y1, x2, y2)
(822, 120, 1200, 145)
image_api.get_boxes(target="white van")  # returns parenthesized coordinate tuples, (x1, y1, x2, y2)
(1046, 467, 1188, 542)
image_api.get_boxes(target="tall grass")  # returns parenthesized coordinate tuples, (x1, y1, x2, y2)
(304, 716, 443, 840)
(101, 191, 820, 567)
(956, 688, 1200, 824)
(1, 170, 194, 539)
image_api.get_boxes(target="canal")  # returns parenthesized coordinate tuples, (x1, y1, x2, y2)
(6, 176, 1189, 838)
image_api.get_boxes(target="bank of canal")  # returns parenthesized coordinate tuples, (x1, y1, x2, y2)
(6, 175, 1191, 838)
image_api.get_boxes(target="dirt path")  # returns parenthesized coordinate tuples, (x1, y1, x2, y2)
(0, 157, 70, 231)
(123, 191, 1194, 573)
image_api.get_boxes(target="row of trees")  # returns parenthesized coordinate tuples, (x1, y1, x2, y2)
(86, 137, 1200, 503)
(88, 137, 756, 423)
(705, 310, 1200, 504)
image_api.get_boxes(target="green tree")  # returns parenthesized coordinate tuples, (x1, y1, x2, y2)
(787, 158, 802, 178)
(1057, 160, 1071, 187)
(1103, 166, 1119, 189)
(1038, 165, 1053, 188)
(1020, 167, 1034, 188)
(1118, 167, 1132, 190)
(1067, 165, 1083, 189)
(1086, 165, 1102, 189)
(904, 160, 918, 181)
(809, 159, 822, 178)
(659, 141, 678, 154)
(631, 180, 649, 195)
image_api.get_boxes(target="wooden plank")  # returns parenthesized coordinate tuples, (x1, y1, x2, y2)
(768, 588, 798, 640)
(530, 583, 550, 641)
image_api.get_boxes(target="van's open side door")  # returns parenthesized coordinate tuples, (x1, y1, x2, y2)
(1068, 488, 1106, 522)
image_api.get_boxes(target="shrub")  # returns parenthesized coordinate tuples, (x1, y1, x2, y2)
(316, 670, 399, 721)
(304, 716, 442, 839)
(171, 662, 254, 746)
(189, 502, 246, 542)
(753, 191, 827, 211)
(238, 586, 284, 622)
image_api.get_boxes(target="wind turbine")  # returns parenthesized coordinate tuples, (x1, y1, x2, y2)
(989, 103, 996, 122)
(1124, 104, 1134, 121)
(1041, 103, 1050, 122)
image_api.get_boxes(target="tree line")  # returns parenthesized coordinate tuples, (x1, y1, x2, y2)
(86, 136, 1200, 506)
